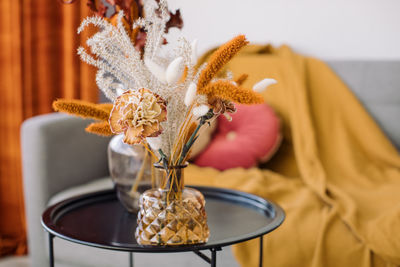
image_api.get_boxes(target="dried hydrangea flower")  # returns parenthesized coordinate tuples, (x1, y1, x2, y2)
(109, 89, 167, 145)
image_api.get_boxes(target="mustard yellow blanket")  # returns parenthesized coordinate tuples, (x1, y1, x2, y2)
(186, 45, 400, 267)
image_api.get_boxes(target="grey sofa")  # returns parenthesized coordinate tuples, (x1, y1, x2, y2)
(21, 61, 400, 267)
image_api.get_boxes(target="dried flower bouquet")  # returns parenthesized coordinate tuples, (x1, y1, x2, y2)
(54, 0, 277, 195)
(53, 0, 277, 245)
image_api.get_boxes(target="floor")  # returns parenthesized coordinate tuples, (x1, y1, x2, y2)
(0, 248, 240, 267)
(0, 256, 29, 267)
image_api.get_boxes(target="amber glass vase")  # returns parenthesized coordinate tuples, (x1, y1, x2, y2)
(135, 163, 209, 246)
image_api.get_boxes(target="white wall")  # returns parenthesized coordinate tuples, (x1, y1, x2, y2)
(167, 0, 400, 60)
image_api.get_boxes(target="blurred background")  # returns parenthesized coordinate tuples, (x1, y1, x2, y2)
(0, 0, 399, 262)
(168, 0, 400, 59)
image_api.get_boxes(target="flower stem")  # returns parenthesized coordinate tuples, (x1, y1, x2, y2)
(177, 109, 214, 165)
(158, 149, 169, 168)
(157, 110, 214, 197)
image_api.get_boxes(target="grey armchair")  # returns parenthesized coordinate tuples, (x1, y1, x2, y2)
(21, 114, 238, 267)
(21, 113, 111, 267)
(21, 61, 400, 267)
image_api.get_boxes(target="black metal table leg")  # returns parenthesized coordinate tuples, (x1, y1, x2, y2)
(210, 248, 217, 267)
(193, 250, 211, 264)
(48, 233, 55, 267)
(129, 252, 133, 267)
(259, 235, 263, 267)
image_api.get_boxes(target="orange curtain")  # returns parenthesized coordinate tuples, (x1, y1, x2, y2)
(0, 0, 97, 256)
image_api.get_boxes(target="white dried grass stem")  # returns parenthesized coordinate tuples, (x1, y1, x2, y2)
(253, 78, 277, 92)
(184, 83, 197, 107)
(193, 105, 209, 118)
(166, 57, 184, 84)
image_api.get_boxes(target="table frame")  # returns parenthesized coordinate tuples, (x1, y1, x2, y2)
(42, 187, 284, 267)
(46, 232, 264, 267)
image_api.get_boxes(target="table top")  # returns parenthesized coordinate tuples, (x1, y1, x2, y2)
(42, 186, 285, 253)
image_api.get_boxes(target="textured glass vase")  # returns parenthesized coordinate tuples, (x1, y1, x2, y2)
(107, 135, 155, 213)
(135, 163, 209, 246)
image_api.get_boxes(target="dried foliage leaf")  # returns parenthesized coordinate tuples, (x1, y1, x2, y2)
(87, 0, 108, 17)
(84, 0, 182, 52)
(166, 9, 183, 32)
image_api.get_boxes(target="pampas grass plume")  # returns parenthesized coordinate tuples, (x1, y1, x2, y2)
(116, 84, 126, 96)
(191, 39, 198, 65)
(145, 58, 166, 83)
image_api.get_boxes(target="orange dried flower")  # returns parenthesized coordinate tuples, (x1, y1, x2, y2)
(235, 74, 249, 86)
(52, 99, 116, 137)
(197, 35, 248, 90)
(199, 80, 264, 105)
(109, 89, 167, 145)
(86, 121, 114, 136)
(52, 99, 110, 121)
(96, 103, 114, 113)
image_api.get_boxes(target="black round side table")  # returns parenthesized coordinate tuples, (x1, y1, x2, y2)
(41, 186, 285, 267)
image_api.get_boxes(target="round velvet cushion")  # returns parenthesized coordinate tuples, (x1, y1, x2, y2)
(194, 104, 281, 170)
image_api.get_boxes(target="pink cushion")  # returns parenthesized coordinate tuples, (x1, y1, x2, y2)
(194, 104, 281, 170)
